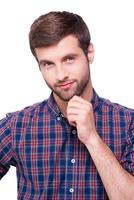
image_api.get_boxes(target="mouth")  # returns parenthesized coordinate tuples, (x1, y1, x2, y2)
(57, 81, 75, 90)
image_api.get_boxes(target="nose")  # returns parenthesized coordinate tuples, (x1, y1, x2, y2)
(56, 64, 68, 81)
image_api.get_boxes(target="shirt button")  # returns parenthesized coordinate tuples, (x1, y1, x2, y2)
(72, 129, 76, 134)
(56, 116, 61, 121)
(71, 159, 75, 164)
(69, 188, 74, 193)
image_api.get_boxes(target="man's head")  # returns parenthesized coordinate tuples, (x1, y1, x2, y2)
(29, 11, 94, 102)
(29, 11, 91, 59)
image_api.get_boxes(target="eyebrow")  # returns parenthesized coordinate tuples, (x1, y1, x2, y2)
(38, 53, 79, 65)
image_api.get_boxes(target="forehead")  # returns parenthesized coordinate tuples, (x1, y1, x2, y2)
(35, 35, 83, 61)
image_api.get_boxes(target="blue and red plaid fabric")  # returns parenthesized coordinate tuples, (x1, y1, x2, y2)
(0, 89, 134, 199)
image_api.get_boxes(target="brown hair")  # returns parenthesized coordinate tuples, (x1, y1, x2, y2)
(29, 11, 91, 58)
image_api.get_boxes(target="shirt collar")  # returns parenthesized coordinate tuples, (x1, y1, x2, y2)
(47, 88, 101, 117)
(90, 88, 101, 112)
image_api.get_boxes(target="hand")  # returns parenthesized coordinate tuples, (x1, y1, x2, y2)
(67, 95, 97, 145)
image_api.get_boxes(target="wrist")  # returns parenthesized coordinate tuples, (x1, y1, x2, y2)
(84, 132, 102, 149)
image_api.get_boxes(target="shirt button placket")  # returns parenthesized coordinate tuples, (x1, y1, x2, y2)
(69, 159, 75, 195)
(68, 128, 77, 196)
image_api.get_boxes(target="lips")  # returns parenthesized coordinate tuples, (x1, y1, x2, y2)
(57, 81, 75, 89)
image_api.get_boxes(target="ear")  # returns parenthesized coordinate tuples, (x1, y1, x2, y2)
(87, 43, 95, 64)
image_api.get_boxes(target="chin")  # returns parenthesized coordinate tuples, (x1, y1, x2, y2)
(58, 91, 81, 102)
(59, 95, 73, 102)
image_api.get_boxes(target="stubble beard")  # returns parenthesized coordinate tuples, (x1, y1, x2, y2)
(46, 72, 90, 102)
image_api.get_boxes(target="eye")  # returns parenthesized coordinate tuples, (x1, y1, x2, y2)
(64, 57, 75, 64)
(40, 61, 54, 69)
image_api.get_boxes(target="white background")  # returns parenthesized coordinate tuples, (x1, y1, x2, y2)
(0, 0, 134, 199)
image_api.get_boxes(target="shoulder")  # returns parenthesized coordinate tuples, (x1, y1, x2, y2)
(101, 96, 134, 113)
(0, 99, 48, 130)
(99, 96, 134, 125)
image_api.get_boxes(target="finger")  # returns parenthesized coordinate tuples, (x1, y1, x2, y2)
(67, 114, 77, 126)
(69, 121, 76, 127)
(67, 107, 80, 117)
(68, 101, 91, 112)
(69, 95, 90, 105)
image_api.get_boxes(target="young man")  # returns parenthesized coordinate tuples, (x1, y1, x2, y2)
(0, 11, 134, 200)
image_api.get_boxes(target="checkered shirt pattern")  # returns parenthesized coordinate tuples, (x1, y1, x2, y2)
(0, 89, 134, 199)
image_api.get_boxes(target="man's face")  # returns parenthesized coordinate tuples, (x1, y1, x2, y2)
(35, 35, 94, 102)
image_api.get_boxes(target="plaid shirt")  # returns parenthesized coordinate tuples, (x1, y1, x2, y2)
(0, 89, 134, 200)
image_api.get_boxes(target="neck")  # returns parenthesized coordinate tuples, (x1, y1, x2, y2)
(54, 80, 93, 117)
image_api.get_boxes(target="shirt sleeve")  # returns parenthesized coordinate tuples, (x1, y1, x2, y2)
(0, 114, 15, 179)
(121, 116, 134, 176)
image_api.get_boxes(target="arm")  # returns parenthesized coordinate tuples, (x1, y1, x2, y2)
(67, 95, 134, 200)
(0, 115, 14, 179)
(85, 133, 134, 200)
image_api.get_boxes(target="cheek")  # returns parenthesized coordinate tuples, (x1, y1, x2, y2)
(41, 71, 55, 86)
(75, 64, 89, 79)
(74, 58, 89, 74)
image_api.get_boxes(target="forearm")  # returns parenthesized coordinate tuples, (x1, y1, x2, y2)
(85, 133, 134, 200)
